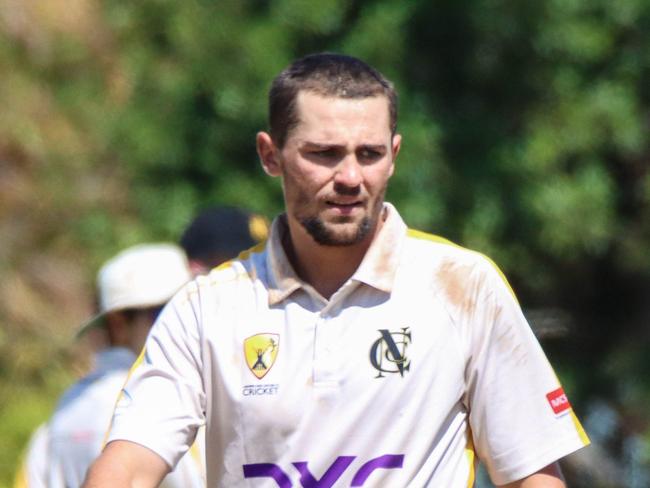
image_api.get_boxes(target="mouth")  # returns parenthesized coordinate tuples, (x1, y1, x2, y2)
(325, 199, 363, 216)
(326, 199, 362, 208)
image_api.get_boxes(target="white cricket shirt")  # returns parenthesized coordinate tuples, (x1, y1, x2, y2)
(109, 203, 589, 487)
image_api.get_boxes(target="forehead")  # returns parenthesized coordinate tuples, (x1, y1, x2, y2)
(290, 91, 392, 144)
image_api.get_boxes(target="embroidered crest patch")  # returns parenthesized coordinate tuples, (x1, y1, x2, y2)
(244, 333, 279, 379)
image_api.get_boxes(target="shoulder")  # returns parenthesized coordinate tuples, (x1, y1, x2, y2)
(163, 243, 269, 325)
(177, 243, 268, 300)
(207, 242, 267, 286)
(404, 228, 500, 273)
(402, 228, 515, 302)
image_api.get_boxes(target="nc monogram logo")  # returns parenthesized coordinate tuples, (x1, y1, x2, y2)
(244, 333, 279, 379)
(369, 328, 411, 378)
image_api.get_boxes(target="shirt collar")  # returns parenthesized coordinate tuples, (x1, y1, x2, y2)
(351, 202, 406, 293)
(266, 215, 304, 305)
(266, 203, 406, 305)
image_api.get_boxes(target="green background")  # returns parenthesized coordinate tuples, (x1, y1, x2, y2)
(2, 1, 649, 486)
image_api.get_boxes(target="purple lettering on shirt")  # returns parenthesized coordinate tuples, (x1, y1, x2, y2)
(292, 456, 356, 488)
(243, 453, 405, 487)
(243, 463, 292, 488)
(350, 454, 405, 486)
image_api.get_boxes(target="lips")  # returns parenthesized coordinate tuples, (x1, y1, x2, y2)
(327, 201, 360, 207)
(325, 195, 362, 206)
(325, 200, 362, 217)
(326, 200, 362, 211)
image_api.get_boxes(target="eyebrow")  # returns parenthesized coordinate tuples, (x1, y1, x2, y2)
(358, 144, 387, 152)
(301, 142, 341, 149)
(301, 142, 387, 151)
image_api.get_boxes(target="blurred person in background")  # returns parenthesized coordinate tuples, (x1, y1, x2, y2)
(14, 423, 49, 488)
(14, 244, 204, 488)
(179, 205, 269, 275)
(14, 206, 268, 488)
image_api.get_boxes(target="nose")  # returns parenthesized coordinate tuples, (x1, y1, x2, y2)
(334, 155, 362, 189)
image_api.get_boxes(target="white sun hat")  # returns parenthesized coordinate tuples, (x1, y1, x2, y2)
(78, 243, 191, 336)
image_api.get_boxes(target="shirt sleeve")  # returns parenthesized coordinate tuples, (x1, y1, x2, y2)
(463, 257, 590, 485)
(160, 436, 206, 488)
(107, 281, 206, 469)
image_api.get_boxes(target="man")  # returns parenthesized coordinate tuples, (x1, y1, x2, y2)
(84, 53, 589, 487)
(24, 244, 204, 487)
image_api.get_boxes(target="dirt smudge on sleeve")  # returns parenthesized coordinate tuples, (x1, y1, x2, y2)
(436, 259, 478, 316)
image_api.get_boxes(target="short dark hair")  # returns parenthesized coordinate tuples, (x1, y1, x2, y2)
(269, 53, 398, 148)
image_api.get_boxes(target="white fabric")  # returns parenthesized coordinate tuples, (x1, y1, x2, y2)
(45, 347, 204, 487)
(15, 423, 49, 488)
(109, 203, 589, 487)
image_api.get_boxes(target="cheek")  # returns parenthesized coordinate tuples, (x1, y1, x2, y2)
(283, 163, 327, 198)
(365, 164, 393, 193)
(280, 169, 309, 213)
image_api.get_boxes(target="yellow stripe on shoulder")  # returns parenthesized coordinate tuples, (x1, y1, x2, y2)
(237, 241, 267, 261)
(406, 228, 455, 246)
(201, 241, 267, 288)
(205, 241, 267, 275)
(406, 228, 518, 301)
(205, 258, 237, 277)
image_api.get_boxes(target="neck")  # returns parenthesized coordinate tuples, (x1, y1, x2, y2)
(282, 217, 380, 299)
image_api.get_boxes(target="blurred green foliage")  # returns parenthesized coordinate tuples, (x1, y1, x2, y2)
(1, 0, 649, 486)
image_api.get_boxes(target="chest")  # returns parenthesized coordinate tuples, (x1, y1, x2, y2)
(202, 283, 467, 426)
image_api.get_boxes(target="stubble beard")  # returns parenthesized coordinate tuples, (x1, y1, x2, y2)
(300, 215, 372, 246)
(298, 191, 386, 247)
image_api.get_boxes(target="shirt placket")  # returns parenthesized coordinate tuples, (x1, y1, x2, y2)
(311, 282, 360, 390)
(313, 306, 339, 389)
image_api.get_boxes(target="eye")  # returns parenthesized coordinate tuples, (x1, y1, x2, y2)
(308, 148, 340, 161)
(358, 148, 383, 161)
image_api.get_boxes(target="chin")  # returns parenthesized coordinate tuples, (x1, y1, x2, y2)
(301, 216, 373, 247)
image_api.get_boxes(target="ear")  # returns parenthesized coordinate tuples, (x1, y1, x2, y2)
(256, 131, 282, 177)
(389, 133, 402, 178)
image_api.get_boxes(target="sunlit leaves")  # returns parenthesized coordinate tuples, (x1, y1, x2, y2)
(527, 163, 615, 258)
